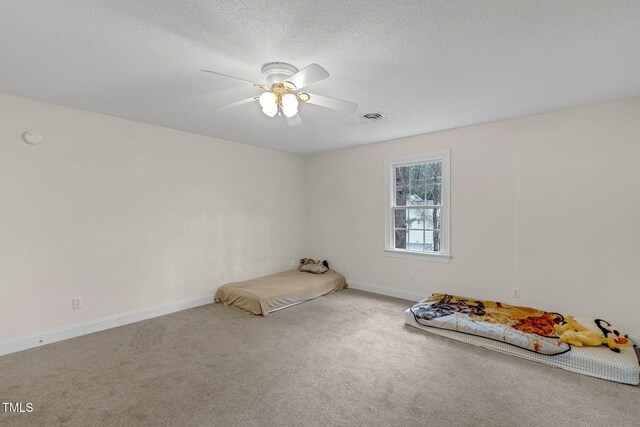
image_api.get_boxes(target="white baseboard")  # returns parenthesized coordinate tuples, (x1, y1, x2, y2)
(347, 280, 425, 302)
(0, 293, 214, 357)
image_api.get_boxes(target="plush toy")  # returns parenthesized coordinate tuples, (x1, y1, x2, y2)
(595, 319, 632, 353)
(554, 317, 599, 347)
(554, 316, 632, 352)
(553, 316, 589, 335)
(557, 330, 602, 347)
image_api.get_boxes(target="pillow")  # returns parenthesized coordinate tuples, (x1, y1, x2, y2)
(298, 258, 329, 274)
(299, 263, 329, 274)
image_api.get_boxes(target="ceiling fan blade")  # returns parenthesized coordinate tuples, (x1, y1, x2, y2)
(285, 114, 302, 127)
(213, 97, 258, 111)
(201, 69, 261, 87)
(303, 93, 357, 114)
(284, 63, 329, 90)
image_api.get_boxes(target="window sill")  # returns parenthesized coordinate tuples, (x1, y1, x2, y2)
(383, 249, 451, 263)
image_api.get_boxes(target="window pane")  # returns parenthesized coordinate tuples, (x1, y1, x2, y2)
(425, 184, 441, 205)
(408, 183, 426, 205)
(425, 230, 440, 252)
(424, 208, 440, 229)
(410, 164, 426, 183)
(395, 166, 410, 186)
(395, 185, 409, 205)
(408, 209, 424, 229)
(408, 229, 425, 251)
(394, 209, 407, 229)
(425, 231, 434, 252)
(394, 230, 407, 249)
(425, 162, 442, 184)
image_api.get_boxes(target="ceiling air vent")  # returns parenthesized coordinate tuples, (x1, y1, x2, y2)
(361, 112, 385, 121)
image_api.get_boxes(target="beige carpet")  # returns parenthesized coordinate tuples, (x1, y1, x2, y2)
(1, 289, 639, 426)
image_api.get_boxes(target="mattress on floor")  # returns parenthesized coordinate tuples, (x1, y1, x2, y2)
(405, 309, 640, 385)
(410, 293, 570, 355)
(214, 269, 347, 315)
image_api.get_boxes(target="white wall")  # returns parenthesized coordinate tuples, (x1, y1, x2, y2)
(305, 99, 640, 333)
(0, 93, 306, 341)
(2, 93, 638, 346)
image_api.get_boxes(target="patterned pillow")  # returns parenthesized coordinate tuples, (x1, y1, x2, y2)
(298, 258, 329, 274)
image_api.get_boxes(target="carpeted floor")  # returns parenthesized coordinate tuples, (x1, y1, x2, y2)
(1, 289, 639, 426)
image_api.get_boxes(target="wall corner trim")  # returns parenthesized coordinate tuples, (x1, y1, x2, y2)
(0, 293, 215, 357)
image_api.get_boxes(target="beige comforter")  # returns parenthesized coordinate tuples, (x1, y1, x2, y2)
(214, 269, 347, 315)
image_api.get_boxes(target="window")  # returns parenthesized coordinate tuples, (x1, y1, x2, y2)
(384, 151, 450, 262)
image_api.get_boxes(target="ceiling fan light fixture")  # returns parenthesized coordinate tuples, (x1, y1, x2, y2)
(262, 106, 278, 117)
(259, 91, 278, 117)
(281, 93, 299, 118)
(282, 107, 297, 118)
(202, 62, 357, 126)
(259, 91, 276, 108)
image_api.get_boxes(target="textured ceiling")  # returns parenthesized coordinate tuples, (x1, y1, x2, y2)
(1, 1, 639, 155)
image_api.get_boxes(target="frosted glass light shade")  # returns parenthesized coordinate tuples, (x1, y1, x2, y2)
(259, 91, 278, 117)
(281, 93, 299, 118)
(259, 91, 276, 108)
(262, 106, 278, 117)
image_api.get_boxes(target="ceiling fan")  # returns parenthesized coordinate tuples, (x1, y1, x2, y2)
(201, 62, 357, 127)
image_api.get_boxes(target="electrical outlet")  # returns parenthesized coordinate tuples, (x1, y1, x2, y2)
(343, 264, 348, 272)
(237, 270, 243, 279)
(72, 297, 83, 309)
(410, 273, 416, 282)
(512, 287, 520, 298)
(290, 259, 296, 267)
(219, 272, 225, 280)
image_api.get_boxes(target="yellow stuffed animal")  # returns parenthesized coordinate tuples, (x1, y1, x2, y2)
(554, 317, 597, 347)
(554, 316, 632, 352)
(557, 330, 602, 347)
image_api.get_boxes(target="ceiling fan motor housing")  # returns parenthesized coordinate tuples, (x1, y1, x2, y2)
(261, 62, 298, 87)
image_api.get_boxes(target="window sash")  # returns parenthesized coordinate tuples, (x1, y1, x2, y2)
(384, 151, 450, 260)
(392, 206, 441, 210)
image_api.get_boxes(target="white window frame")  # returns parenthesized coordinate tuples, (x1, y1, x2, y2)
(384, 151, 451, 263)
